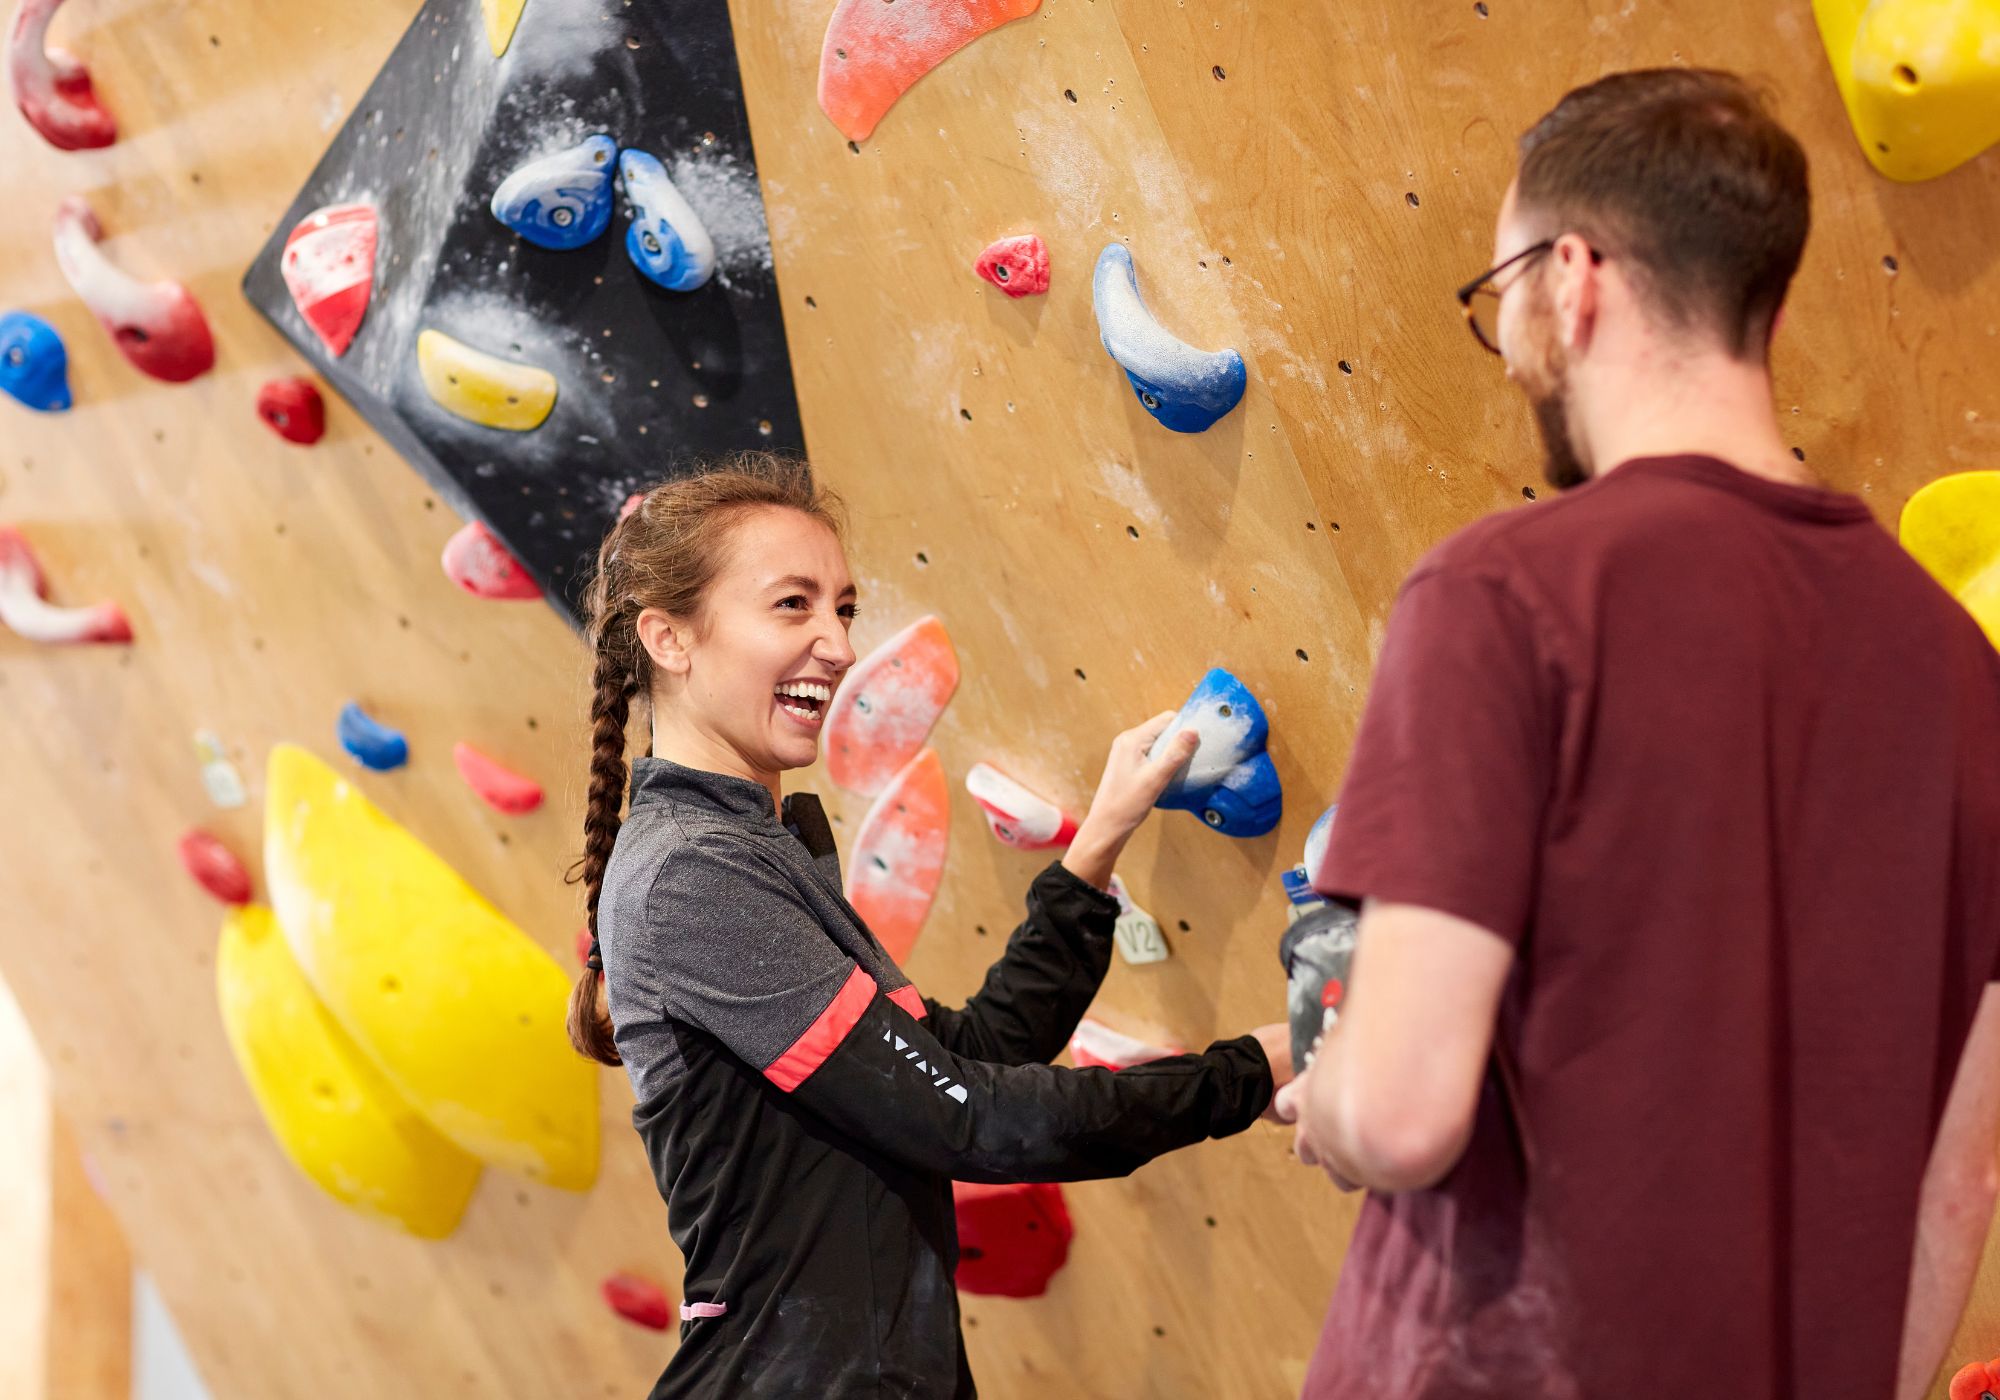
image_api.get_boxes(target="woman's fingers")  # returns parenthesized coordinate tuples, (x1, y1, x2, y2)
(1124, 709, 1180, 752)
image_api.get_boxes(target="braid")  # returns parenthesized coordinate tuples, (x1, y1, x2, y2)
(566, 629, 636, 1067)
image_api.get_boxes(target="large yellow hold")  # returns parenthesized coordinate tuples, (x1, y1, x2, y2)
(217, 905, 482, 1239)
(264, 744, 598, 1189)
(1813, 0, 2000, 181)
(416, 328, 558, 431)
(1901, 470, 2000, 649)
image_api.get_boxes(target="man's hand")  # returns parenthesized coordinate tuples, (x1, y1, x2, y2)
(1272, 1051, 1360, 1191)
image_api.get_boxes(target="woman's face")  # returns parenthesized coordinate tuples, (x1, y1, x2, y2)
(646, 507, 858, 782)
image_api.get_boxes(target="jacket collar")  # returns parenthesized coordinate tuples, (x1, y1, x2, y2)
(629, 756, 837, 859)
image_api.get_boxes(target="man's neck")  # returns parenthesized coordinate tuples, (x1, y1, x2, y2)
(1578, 352, 1813, 489)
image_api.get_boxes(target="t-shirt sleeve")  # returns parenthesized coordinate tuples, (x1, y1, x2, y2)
(641, 836, 857, 1075)
(1312, 564, 1557, 947)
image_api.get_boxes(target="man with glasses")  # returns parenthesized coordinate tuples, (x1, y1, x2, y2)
(1274, 68, 2000, 1399)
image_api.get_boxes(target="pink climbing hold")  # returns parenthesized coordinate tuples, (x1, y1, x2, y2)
(974, 235, 1050, 298)
(951, 1181, 1073, 1298)
(601, 1272, 673, 1331)
(0, 526, 131, 644)
(453, 742, 544, 814)
(280, 203, 379, 357)
(618, 491, 645, 523)
(440, 520, 540, 600)
(818, 0, 1041, 142)
(574, 924, 593, 967)
(9, 0, 116, 150)
(1069, 1017, 1182, 1072)
(52, 198, 215, 384)
(964, 762, 1077, 850)
(256, 377, 326, 445)
(177, 830, 251, 906)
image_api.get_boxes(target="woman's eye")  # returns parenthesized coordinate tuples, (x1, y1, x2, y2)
(839, 604, 860, 621)
(776, 595, 807, 611)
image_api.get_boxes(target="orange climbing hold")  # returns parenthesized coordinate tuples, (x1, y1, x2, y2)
(178, 830, 252, 906)
(823, 615, 959, 796)
(817, 0, 1041, 143)
(846, 748, 949, 964)
(1950, 1355, 2000, 1400)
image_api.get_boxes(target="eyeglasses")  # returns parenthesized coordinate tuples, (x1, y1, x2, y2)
(1455, 240, 1554, 355)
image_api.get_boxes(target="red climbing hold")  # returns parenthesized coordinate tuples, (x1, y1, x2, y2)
(0, 526, 132, 644)
(177, 830, 251, 906)
(601, 1272, 673, 1330)
(440, 520, 541, 600)
(256, 377, 326, 445)
(1069, 1018, 1182, 1072)
(974, 235, 1050, 298)
(281, 203, 379, 357)
(9, 0, 116, 151)
(453, 742, 544, 814)
(951, 1181, 1073, 1298)
(1950, 1356, 2000, 1400)
(618, 491, 645, 523)
(53, 198, 214, 383)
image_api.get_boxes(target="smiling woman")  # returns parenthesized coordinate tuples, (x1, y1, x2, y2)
(564, 452, 1288, 1399)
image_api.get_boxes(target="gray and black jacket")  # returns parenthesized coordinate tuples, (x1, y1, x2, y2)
(598, 757, 1274, 1400)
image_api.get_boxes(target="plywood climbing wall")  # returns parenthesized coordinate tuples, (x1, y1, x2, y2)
(1, 2, 1996, 1398)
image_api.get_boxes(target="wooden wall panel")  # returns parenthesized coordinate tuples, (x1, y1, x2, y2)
(0, 0, 1993, 1396)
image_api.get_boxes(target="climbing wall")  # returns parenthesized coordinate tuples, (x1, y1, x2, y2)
(1, 2, 1996, 1398)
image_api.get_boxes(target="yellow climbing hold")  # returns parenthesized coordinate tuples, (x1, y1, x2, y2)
(482, 0, 528, 57)
(416, 328, 557, 431)
(1900, 470, 2000, 648)
(263, 744, 599, 1189)
(217, 905, 482, 1239)
(1813, 0, 2000, 181)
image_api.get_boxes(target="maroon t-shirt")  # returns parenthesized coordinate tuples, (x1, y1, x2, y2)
(1307, 455, 2000, 1400)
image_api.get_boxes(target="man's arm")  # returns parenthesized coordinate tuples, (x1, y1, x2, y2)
(1896, 985, 2000, 1400)
(1285, 898, 1514, 1191)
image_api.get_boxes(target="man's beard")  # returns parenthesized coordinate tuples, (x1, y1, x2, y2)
(1531, 381, 1589, 492)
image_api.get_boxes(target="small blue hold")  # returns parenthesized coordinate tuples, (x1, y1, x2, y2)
(1091, 243, 1246, 434)
(1303, 802, 1338, 880)
(618, 150, 717, 292)
(337, 702, 409, 771)
(1150, 668, 1282, 838)
(0, 312, 73, 413)
(490, 134, 618, 251)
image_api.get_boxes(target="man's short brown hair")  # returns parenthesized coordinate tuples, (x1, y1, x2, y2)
(1517, 68, 1810, 359)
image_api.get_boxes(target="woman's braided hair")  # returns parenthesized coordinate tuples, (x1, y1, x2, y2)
(566, 452, 844, 1065)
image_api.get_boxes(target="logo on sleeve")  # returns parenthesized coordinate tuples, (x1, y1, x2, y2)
(883, 1027, 969, 1104)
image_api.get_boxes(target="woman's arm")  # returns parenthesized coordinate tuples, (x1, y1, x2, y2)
(919, 714, 1196, 1065)
(919, 860, 1120, 1066)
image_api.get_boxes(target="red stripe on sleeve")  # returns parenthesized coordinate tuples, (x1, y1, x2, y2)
(888, 985, 926, 1020)
(765, 966, 879, 1091)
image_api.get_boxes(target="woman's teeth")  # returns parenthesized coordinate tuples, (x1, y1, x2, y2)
(775, 681, 831, 722)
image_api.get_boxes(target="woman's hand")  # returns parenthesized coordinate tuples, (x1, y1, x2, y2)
(1252, 1021, 1296, 1122)
(1061, 711, 1198, 889)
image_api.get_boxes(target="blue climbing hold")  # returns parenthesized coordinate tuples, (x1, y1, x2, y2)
(1150, 668, 1282, 838)
(0, 311, 73, 412)
(336, 702, 409, 771)
(1091, 244, 1246, 434)
(1303, 802, 1337, 880)
(619, 150, 717, 292)
(490, 134, 618, 251)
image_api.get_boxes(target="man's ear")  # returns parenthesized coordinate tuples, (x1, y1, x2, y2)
(636, 607, 693, 677)
(1553, 233, 1599, 353)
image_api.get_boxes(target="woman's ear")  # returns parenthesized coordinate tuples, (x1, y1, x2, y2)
(636, 607, 693, 677)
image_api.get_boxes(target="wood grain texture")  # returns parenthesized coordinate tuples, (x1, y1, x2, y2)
(0, 0, 1993, 1396)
